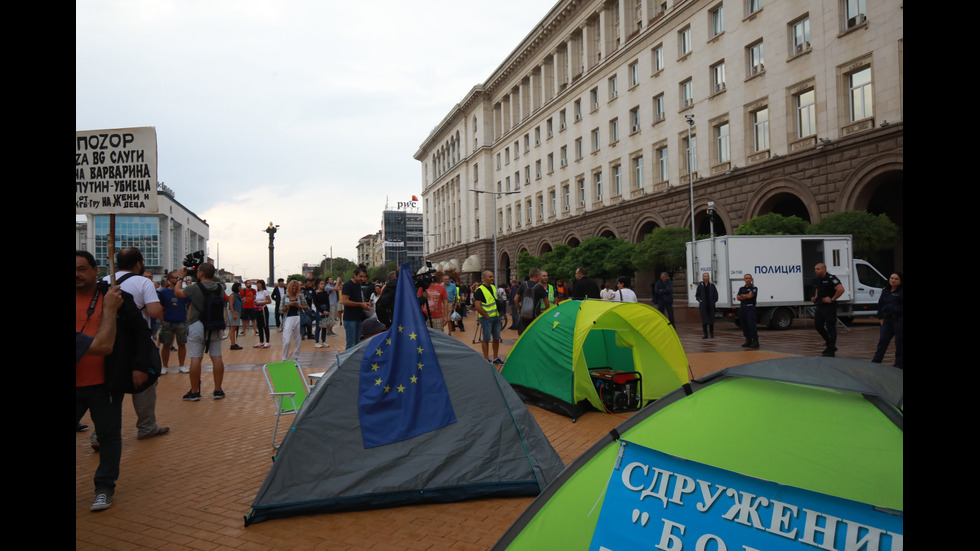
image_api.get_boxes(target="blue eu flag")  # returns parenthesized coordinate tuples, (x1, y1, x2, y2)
(358, 263, 457, 448)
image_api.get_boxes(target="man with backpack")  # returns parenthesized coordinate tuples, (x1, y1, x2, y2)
(97, 247, 169, 444)
(513, 268, 549, 336)
(174, 262, 227, 401)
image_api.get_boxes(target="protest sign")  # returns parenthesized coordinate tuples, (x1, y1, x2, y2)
(75, 126, 158, 214)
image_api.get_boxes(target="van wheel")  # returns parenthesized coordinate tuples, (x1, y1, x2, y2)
(768, 308, 793, 330)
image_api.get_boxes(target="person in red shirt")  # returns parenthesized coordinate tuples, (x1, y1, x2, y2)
(418, 278, 449, 333)
(75, 250, 131, 512)
(240, 281, 257, 338)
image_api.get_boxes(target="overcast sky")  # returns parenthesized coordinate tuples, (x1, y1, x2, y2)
(77, 0, 557, 280)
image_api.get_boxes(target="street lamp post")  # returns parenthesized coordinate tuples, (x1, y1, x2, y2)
(322, 247, 333, 278)
(685, 114, 697, 286)
(469, 189, 518, 283)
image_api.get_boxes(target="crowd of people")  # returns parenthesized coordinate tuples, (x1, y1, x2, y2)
(77, 248, 903, 513)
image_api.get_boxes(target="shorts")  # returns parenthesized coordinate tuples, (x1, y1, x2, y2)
(241, 309, 257, 321)
(479, 316, 501, 342)
(187, 321, 223, 358)
(159, 321, 188, 345)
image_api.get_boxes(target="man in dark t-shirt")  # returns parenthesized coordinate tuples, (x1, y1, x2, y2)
(341, 268, 371, 350)
(570, 267, 601, 300)
(515, 268, 550, 336)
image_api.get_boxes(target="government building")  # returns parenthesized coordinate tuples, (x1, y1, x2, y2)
(415, 0, 903, 287)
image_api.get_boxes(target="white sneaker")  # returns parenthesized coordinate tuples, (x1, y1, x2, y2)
(314, 343, 323, 348)
(178, 366, 190, 373)
(160, 367, 168, 375)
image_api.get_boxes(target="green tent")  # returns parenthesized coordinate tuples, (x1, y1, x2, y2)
(501, 300, 689, 418)
(493, 357, 904, 550)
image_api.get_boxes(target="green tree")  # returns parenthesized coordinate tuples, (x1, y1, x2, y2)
(600, 238, 637, 280)
(808, 211, 898, 260)
(539, 244, 575, 282)
(566, 237, 619, 280)
(736, 213, 810, 235)
(516, 250, 538, 279)
(286, 273, 306, 283)
(367, 262, 397, 283)
(634, 227, 691, 278)
(320, 257, 358, 280)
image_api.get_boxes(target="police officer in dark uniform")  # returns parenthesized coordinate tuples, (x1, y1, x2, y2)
(811, 262, 845, 357)
(736, 273, 759, 349)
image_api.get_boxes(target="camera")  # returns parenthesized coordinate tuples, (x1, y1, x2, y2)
(412, 261, 437, 291)
(182, 250, 205, 278)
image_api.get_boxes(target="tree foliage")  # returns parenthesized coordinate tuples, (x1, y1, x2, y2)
(515, 250, 537, 279)
(516, 236, 638, 283)
(808, 211, 898, 260)
(634, 227, 691, 277)
(736, 213, 809, 235)
(317, 257, 359, 280)
(366, 262, 397, 283)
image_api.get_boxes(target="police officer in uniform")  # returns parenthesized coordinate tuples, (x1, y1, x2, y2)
(811, 262, 845, 357)
(736, 273, 759, 349)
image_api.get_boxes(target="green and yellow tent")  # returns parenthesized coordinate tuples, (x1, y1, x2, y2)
(501, 300, 689, 418)
(493, 357, 904, 550)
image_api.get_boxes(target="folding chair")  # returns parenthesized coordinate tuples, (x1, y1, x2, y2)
(262, 360, 311, 449)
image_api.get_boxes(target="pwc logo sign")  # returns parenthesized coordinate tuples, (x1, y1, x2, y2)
(397, 195, 420, 210)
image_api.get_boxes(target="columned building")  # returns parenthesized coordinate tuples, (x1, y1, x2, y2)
(416, 0, 903, 286)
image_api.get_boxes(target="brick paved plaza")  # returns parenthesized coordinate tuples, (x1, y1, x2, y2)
(76, 309, 892, 550)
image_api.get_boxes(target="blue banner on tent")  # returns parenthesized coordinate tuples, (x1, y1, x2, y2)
(357, 262, 456, 448)
(589, 441, 902, 551)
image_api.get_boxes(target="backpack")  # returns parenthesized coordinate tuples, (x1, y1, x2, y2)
(519, 282, 538, 320)
(200, 283, 227, 333)
(375, 280, 397, 327)
(99, 278, 161, 394)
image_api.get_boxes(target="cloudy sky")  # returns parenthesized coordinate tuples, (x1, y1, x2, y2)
(76, 0, 557, 280)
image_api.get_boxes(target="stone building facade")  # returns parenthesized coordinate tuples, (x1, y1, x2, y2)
(415, 0, 903, 287)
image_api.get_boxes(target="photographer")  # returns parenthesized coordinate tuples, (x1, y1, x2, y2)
(174, 262, 226, 401)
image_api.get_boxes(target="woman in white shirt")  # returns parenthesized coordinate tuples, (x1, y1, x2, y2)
(599, 281, 616, 301)
(612, 276, 638, 303)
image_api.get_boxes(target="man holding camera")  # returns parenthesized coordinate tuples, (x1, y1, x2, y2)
(174, 262, 227, 401)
